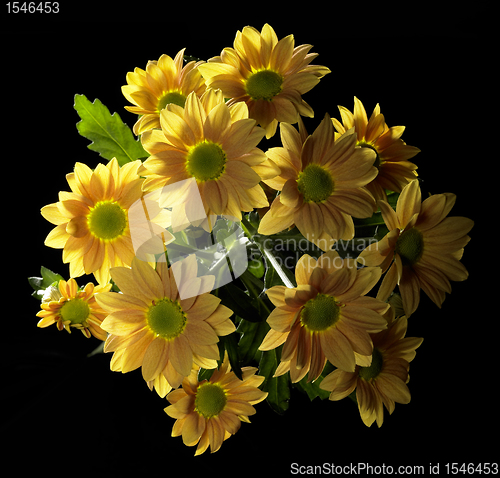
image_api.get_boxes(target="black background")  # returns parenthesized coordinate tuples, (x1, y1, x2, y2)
(1, 7, 492, 475)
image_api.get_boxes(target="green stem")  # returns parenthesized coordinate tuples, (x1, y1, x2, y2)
(239, 270, 272, 317)
(241, 217, 295, 289)
(260, 244, 295, 289)
(87, 341, 105, 357)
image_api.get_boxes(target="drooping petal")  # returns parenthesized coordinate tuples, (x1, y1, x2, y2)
(169, 334, 193, 377)
(142, 337, 169, 382)
(320, 327, 356, 372)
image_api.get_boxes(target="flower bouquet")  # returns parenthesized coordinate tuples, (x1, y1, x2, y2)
(29, 24, 473, 455)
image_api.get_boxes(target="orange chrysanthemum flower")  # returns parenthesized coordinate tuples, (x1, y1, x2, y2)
(332, 97, 420, 206)
(122, 49, 206, 135)
(258, 116, 377, 251)
(320, 313, 423, 427)
(36, 278, 111, 340)
(198, 24, 330, 138)
(139, 89, 280, 227)
(96, 255, 236, 396)
(259, 251, 389, 382)
(358, 180, 474, 316)
(164, 354, 267, 455)
(40, 158, 144, 285)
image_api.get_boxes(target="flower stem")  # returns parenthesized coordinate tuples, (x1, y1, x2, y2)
(241, 217, 295, 289)
(87, 341, 105, 357)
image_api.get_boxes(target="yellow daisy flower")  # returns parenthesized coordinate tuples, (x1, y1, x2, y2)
(358, 180, 474, 316)
(332, 97, 420, 205)
(139, 89, 280, 226)
(36, 278, 111, 340)
(198, 24, 330, 138)
(258, 116, 378, 251)
(96, 255, 236, 392)
(259, 250, 389, 382)
(122, 49, 206, 135)
(320, 314, 423, 427)
(40, 158, 144, 285)
(164, 353, 268, 455)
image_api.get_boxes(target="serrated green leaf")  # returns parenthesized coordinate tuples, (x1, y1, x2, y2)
(74, 94, 148, 166)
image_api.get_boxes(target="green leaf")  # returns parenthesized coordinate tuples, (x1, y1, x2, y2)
(41, 266, 64, 285)
(354, 191, 400, 229)
(237, 319, 270, 363)
(294, 362, 336, 401)
(74, 94, 148, 166)
(219, 333, 243, 380)
(217, 282, 263, 323)
(259, 348, 290, 415)
(294, 377, 331, 401)
(28, 266, 64, 300)
(263, 254, 296, 289)
(253, 234, 296, 289)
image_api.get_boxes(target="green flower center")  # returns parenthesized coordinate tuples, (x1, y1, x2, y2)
(358, 141, 381, 169)
(60, 298, 90, 325)
(300, 293, 340, 332)
(157, 91, 187, 111)
(195, 383, 228, 419)
(186, 141, 227, 182)
(87, 201, 127, 241)
(358, 347, 384, 381)
(245, 69, 283, 101)
(395, 227, 424, 266)
(147, 298, 186, 339)
(297, 164, 335, 203)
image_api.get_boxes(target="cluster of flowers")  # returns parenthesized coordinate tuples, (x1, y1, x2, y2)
(35, 24, 473, 454)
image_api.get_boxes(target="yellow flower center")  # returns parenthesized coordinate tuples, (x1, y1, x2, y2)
(245, 69, 283, 101)
(358, 347, 384, 381)
(395, 227, 424, 266)
(87, 201, 128, 241)
(186, 141, 227, 182)
(297, 164, 335, 203)
(157, 91, 187, 111)
(300, 293, 340, 332)
(195, 382, 228, 419)
(60, 298, 90, 325)
(358, 141, 381, 169)
(147, 298, 186, 339)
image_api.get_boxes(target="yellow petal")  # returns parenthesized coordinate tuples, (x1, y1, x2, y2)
(160, 108, 195, 149)
(259, 328, 288, 351)
(95, 291, 148, 312)
(198, 62, 240, 81)
(225, 161, 261, 189)
(142, 337, 169, 382)
(396, 180, 421, 227)
(320, 328, 355, 372)
(184, 92, 206, 140)
(203, 102, 231, 144)
(41, 203, 67, 225)
(182, 412, 205, 446)
(270, 34, 294, 71)
(44, 224, 69, 248)
(169, 334, 193, 377)
(100, 311, 146, 337)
